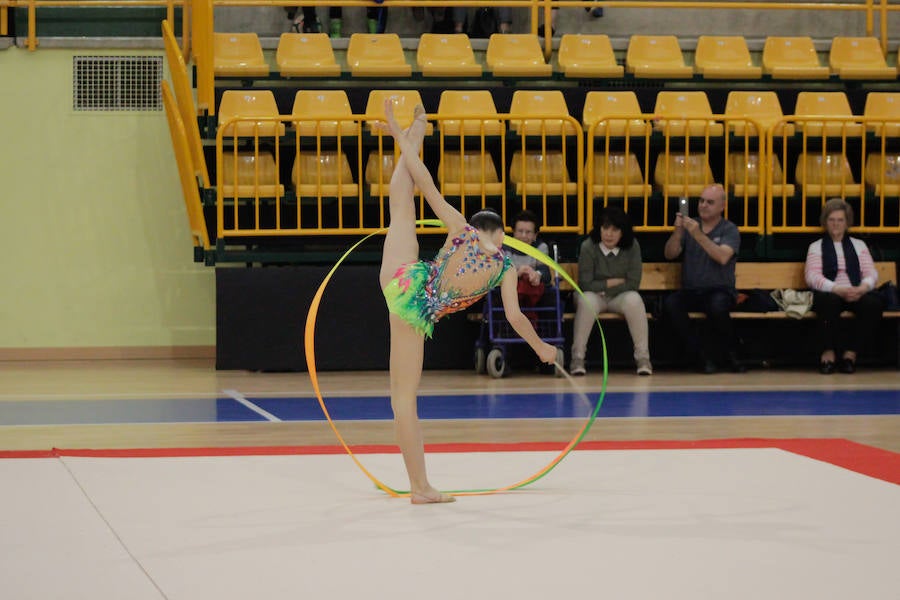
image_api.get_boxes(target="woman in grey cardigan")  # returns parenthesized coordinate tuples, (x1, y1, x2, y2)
(570, 206, 652, 376)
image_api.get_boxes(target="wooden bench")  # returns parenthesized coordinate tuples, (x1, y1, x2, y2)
(558, 261, 899, 320)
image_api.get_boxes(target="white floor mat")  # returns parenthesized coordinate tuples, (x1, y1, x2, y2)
(2, 449, 898, 599)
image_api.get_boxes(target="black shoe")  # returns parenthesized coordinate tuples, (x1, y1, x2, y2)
(819, 361, 836, 375)
(838, 357, 856, 374)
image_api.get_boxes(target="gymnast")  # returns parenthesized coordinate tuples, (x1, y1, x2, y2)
(378, 100, 558, 504)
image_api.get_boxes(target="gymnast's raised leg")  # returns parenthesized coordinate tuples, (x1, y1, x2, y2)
(379, 101, 454, 504)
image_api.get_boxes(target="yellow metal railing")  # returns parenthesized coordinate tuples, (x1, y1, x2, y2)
(213, 112, 584, 238)
(586, 114, 768, 234)
(767, 114, 900, 234)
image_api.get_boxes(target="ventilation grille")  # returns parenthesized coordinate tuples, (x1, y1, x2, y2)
(73, 56, 163, 112)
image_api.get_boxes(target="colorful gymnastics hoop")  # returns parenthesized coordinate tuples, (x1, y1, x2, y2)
(303, 219, 609, 498)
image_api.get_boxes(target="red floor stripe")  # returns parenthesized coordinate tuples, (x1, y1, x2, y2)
(1, 438, 897, 485)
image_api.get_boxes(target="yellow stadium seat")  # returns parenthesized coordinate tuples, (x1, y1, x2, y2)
(365, 90, 433, 135)
(762, 37, 830, 79)
(485, 34, 552, 78)
(653, 91, 724, 137)
(437, 90, 504, 137)
(509, 90, 576, 136)
(724, 91, 795, 137)
(653, 153, 715, 197)
(291, 90, 359, 137)
(557, 34, 624, 78)
(794, 91, 864, 137)
(863, 92, 900, 138)
(417, 34, 482, 77)
(276, 33, 341, 78)
(438, 152, 504, 196)
(795, 152, 863, 197)
(365, 151, 398, 197)
(292, 151, 359, 198)
(346, 34, 412, 77)
(509, 151, 578, 196)
(213, 33, 270, 77)
(218, 90, 285, 137)
(220, 151, 284, 198)
(587, 153, 651, 198)
(727, 153, 794, 198)
(625, 35, 693, 79)
(582, 91, 651, 137)
(694, 36, 761, 79)
(829, 37, 896, 80)
(864, 153, 900, 197)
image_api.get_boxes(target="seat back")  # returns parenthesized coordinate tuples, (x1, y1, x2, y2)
(213, 32, 269, 77)
(276, 33, 340, 78)
(292, 151, 359, 197)
(364, 90, 431, 134)
(346, 34, 412, 77)
(794, 91, 862, 137)
(509, 90, 576, 136)
(625, 35, 693, 78)
(291, 90, 359, 137)
(557, 34, 623, 78)
(727, 153, 794, 197)
(829, 36, 895, 80)
(694, 35, 761, 79)
(653, 153, 715, 196)
(724, 91, 793, 137)
(221, 151, 284, 198)
(437, 90, 504, 136)
(438, 151, 503, 196)
(795, 153, 860, 196)
(587, 153, 651, 199)
(218, 90, 285, 137)
(863, 92, 900, 137)
(582, 91, 649, 137)
(417, 34, 482, 77)
(485, 34, 552, 77)
(864, 153, 900, 196)
(653, 91, 723, 137)
(509, 151, 577, 195)
(761, 36, 829, 79)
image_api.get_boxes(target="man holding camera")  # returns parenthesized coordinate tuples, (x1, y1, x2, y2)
(663, 184, 744, 374)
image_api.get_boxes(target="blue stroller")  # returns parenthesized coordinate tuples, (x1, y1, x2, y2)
(474, 245, 566, 378)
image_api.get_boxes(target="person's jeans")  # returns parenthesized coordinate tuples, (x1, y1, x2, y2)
(811, 290, 884, 355)
(663, 287, 737, 363)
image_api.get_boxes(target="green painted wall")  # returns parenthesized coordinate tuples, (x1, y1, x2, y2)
(0, 47, 215, 349)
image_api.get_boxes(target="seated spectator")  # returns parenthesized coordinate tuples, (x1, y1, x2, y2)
(804, 198, 884, 374)
(570, 206, 652, 376)
(504, 210, 551, 328)
(663, 184, 744, 374)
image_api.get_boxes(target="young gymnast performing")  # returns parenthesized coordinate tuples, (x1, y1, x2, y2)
(379, 100, 558, 504)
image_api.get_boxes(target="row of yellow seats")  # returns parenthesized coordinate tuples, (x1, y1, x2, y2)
(214, 32, 900, 81)
(220, 148, 900, 201)
(218, 88, 900, 140)
(220, 150, 572, 198)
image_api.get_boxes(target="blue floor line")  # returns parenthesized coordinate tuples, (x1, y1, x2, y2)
(1, 389, 898, 426)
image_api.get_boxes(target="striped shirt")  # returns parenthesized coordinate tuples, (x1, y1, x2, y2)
(804, 237, 878, 292)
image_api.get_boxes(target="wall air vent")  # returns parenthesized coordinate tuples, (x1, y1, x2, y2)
(73, 56, 163, 112)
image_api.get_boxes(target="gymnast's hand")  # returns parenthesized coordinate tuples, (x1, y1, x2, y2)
(536, 341, 558, 365)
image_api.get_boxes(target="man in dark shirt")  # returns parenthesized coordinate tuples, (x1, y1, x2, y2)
(663, 184, 745, 374)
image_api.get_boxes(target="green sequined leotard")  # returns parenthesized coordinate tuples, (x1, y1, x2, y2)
(383, 226, 512, 337)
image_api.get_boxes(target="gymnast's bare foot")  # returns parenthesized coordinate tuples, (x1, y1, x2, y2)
(410, 487, 456, 505)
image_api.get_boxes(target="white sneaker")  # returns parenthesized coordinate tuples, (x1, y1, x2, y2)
(636, 358, 653, 376)
(570, 358, 586, 376)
